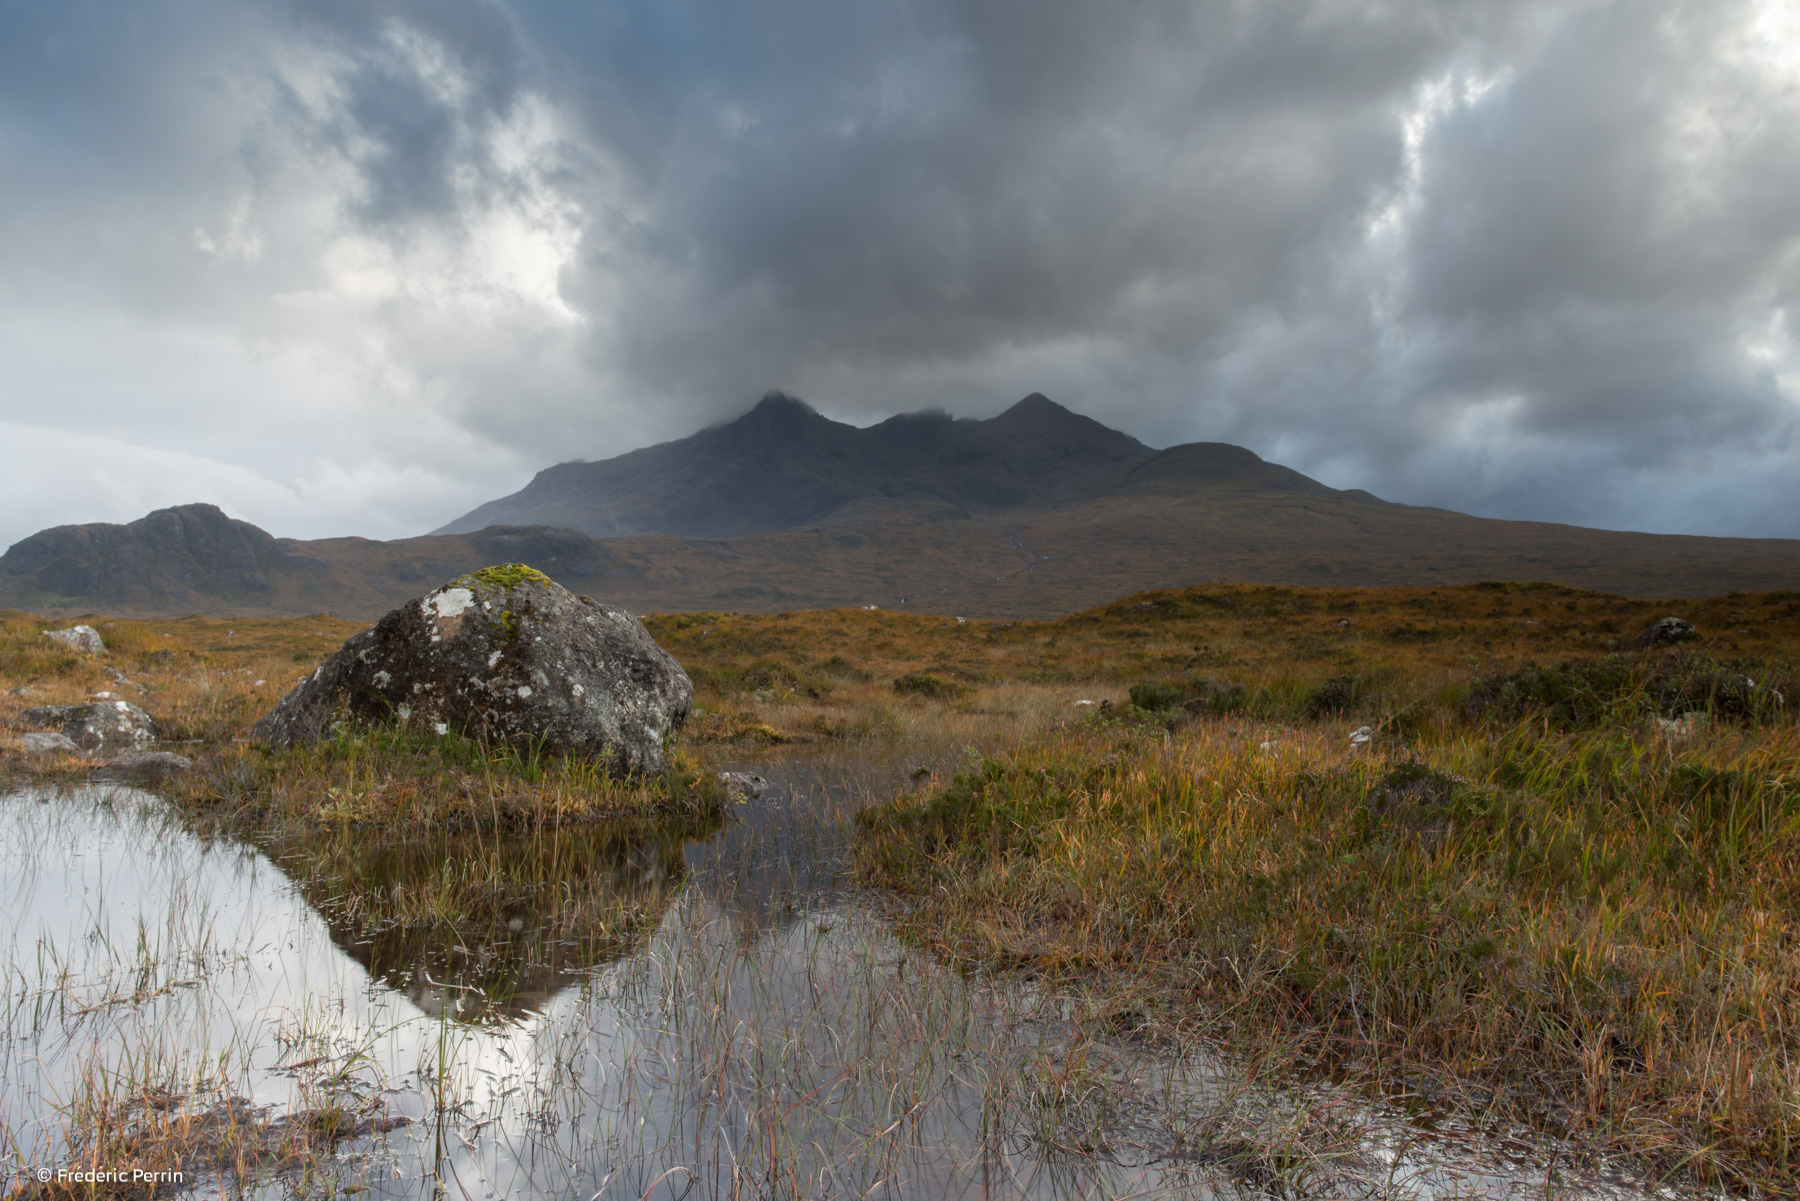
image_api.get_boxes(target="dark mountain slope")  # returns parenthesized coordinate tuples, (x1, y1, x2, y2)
(0, 504, 314, 611)
(435, 392, 1198, 538)
(0, 507, 654, 618)
(6, 395, 1799, 620)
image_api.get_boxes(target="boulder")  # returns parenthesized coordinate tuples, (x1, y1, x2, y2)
(21, 700, 159, 751)
(44, 624, 106, 653)
(97, 750, 193, 782)
(1634, 616, 1696, 648)
(18, 731, 80, 755)
(252, 565, 692, 775)
(718, 771, 770, 799)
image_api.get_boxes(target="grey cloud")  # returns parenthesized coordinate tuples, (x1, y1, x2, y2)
(0, 0, 1796, 551)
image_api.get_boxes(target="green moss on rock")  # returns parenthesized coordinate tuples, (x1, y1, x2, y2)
(458, 563, 552, 592)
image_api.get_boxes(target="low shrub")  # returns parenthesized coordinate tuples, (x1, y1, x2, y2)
(893, 671, 966, 700)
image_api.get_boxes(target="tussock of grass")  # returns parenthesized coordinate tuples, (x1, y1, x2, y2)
(892, 670, 966, 699)
(170, 725, 726, 836)
(22, 1079, 400, 1200)
(856, 702, 1800, 1194)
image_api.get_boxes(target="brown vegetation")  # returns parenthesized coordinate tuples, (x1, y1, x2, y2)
(5, 582, 1800, 1192)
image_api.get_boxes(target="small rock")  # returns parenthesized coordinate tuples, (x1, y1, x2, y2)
(718, 771, 769, 799)
(1634, 616, 1696, 649)
(103, 665, 148, 694)
(43, 624, 106, 654)
(96, 751, 194, 782)
(1347, 726, 1374, 746)
(19, 732, 80, 756)
(11, 686, 37, 698)
(1656, 713, 1708, 740)
(21, 701, 159, 751)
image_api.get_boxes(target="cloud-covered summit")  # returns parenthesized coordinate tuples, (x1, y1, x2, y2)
(2, 0, 1796, 551)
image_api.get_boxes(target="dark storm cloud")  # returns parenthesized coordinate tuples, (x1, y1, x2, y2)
(0, 0, 1796, 547)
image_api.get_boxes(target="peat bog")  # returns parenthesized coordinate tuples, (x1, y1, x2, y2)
(2, 581, 1797, 1198)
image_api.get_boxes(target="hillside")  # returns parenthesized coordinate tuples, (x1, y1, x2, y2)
(5, 394, 1800, 619)
(432, 392, 1364, 538)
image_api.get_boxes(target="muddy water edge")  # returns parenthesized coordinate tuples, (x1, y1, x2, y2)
(3, 743, 1704, 1200)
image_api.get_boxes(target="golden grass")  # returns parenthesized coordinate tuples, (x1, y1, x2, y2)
(4, 583, 1799, 1191)
(840, 587, 1800, 1195)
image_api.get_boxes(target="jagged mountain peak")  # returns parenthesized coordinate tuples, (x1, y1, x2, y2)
(434, 392, 1284, 539)
(736, 391, 827, 425)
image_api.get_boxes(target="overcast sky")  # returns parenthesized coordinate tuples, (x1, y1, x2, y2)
(3, 0, 1798, 551)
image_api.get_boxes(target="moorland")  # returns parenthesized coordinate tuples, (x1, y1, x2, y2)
(3, 579, 1799, 1196)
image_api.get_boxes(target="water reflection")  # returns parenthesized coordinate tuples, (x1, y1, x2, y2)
(0, 752, 1698, 1200)
(265, 816, 718, 1023)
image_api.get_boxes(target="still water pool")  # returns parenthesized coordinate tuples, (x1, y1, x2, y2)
(1, 749, 1691, 1199)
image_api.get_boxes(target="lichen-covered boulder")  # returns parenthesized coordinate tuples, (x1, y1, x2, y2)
(252, 565, 692, 775)
(21, 700, 159, 750)
(44, 624, 106, 653)
(18, 731, 80, 755)
(1634, 616, 1697, 648)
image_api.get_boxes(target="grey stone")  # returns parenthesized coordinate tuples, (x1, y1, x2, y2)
(718, 771, 769, 799)
(1634, 616, 1697, 648)
(1347, 726, 1374, 746)
(97, 750, 193, 781)
(43, 624, 106, 653)
(21, 700, 159, 751)
(19, 731, 80, 755)
(252, 565, 692, 776)
(102, 665, 148, 694)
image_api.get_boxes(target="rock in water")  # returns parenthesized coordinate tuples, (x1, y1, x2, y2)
(18, 731, 80, 755)
(44, 624, 106, 653)
(21, 700, 159, 750)
(97, 750, 193, 782)
(252, 565, 692, 775)
(718, 771, 770, 799)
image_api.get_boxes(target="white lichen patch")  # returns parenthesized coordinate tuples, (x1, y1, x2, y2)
(372, 670, 391, 688)
(487, 650, 503, 668)
(428, 587, 476, 619)
(434, 722, 449, 736)
(571, 683, 585, 698)
(517, 685, 533, 699)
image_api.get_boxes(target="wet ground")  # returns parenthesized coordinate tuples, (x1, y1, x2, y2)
(1, 747, 1702, 1199)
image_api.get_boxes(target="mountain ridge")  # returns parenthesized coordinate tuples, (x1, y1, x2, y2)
(431, 392, 1324, 539)
(5, 393, 1799, 619)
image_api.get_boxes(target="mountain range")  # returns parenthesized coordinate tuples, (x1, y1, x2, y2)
(5, 393, 1798, 619)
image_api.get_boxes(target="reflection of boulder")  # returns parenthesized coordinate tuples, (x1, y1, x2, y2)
(268, 815, 718, 1021)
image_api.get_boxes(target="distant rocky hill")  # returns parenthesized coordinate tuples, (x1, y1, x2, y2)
(433, 392, 1367, 538)
(6, 394, 1800, 620)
